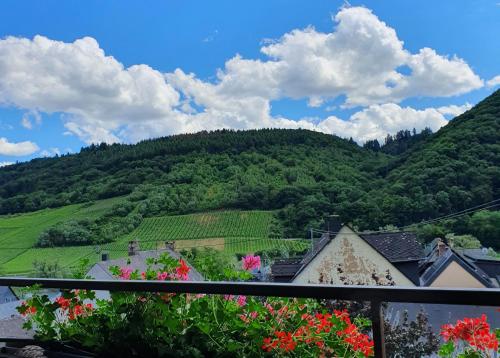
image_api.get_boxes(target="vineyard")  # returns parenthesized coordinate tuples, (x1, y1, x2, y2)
(124, 211, 274, 241)
(0, 205, 310, 275)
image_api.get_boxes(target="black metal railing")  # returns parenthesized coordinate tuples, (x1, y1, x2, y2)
(1, 277, 499, 358)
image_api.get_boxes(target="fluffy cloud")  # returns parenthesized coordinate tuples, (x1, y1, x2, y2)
(486, 75, 500, 87)
(0, 161, 14, 167)
(436, 103, 472, 117)
(183, 6, 482, 108)
(0, 6, 484, 145)
(0, 137, 39, 156)
(0, 35, 181, 143)
(316, 103, 451, 143)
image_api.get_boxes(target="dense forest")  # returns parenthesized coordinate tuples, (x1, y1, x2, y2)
(1, 90, 499, 248)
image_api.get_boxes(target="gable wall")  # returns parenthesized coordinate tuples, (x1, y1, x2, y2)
(293, 227, 414, 286)
(430, 261, 486, 288)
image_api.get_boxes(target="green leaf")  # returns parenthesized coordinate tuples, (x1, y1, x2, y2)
(438, 341, 455, 357)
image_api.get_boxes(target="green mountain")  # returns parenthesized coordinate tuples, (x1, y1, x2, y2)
(1, 90, 499, 243)
(371, 90, 500, 225)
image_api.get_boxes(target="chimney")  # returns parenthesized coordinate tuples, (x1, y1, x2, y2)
(101, 252, 109, 261)
(165, 241, 175, 251)
(325, 215, 342, 234)
(128, 240, 139, 256)
(436, 239, 447, 256)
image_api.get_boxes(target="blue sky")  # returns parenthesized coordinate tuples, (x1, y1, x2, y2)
(0, 0, 499, 165)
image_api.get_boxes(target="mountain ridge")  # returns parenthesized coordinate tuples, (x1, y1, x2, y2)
(1, 90, 499, 238)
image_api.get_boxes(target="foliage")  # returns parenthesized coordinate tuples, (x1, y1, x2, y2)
(469, 211, 500, 249)
(438, 315, 499, 357)
(36, 200, 142, 247)
(180, 248, 252, 281)
(0, 207, 308, 275)
(446, 233, 482, 249)
(18, 255, 375, 357)
(71, 258, 91, 279)
(31, 260, 64, 278)
(384, 310, 439, 358)
(1, 90, 500, 246)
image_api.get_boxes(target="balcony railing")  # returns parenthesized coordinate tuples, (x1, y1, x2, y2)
(1, 277, 499, 358)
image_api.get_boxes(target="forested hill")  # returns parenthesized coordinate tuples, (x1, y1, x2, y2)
(0, 89, 499, 238)
(370, 89, 500, 226)
(0, 129, 387, 220)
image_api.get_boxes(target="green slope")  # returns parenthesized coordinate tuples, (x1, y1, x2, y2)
(0, 206, 307, 274)
(372, 89, 500, 226)
(0, 90, 499, 247)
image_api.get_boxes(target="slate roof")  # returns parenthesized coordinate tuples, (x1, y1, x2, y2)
(87, 249, 204, 281)
(359, 232, 424, 262)
(287, 228, 425, 282)
(458, 248, 500, 262)
(419, 242, 494, 288)
(0, 286, 18, 304)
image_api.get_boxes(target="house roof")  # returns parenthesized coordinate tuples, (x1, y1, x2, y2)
(289, 227, 424, 282)
(87, 249, 204, 281)
(359, 232, 424, 262)
(0, 286, 18, 304)
(458, 248, 500, 262)
(419, 241, 494, 288)
(291, 233, 332, 279)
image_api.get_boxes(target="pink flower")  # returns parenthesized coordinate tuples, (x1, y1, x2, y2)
(157, 271, 169, 281)
(250, 311, 258, 319)
(242, 255, 261, 271)
(237, 295, 247, 307)
(119, 267, 132, 280)
(141, 272, 146, 280)
(224, 294, 235, 301)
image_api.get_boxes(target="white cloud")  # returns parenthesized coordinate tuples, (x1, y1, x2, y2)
(20, 110, 42, 129)
(39, 147, 61, 157)
(0, 161, 14, 167)
(316, 103, 449, 143)
(0, 137, 39, 156)
(0, 35, 181, 144)
(436, 103, 472, 117)
(185, 6, 482, 108)
(486, 75, 500, 87)
(0, 6, 484, 145)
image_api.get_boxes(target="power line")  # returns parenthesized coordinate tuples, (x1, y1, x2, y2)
(309, 198, 500, 235)
(402, 200, 500, 228)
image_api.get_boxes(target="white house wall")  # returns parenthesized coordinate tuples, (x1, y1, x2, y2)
(293, 226, 414, 286)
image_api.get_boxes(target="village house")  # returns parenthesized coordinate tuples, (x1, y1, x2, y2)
(271, 217, 500, 288)
(87, 241, 204, 281)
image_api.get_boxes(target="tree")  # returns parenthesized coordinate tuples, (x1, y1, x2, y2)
(445, 233, 481, 249)
(32, 260, 64, 278)
(469, 210, 500, 249)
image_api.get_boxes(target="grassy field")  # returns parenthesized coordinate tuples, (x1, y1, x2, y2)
(0, 205, 309, 275)
(0, 197, 127, 274)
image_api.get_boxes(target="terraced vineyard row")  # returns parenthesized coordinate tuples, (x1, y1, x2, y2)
(0, 206, 306, 275)
(125, 211, 274, 242)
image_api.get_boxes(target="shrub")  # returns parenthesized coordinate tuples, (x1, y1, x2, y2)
(18, 254, 375, 357)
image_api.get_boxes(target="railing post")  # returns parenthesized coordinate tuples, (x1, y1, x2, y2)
(371, 300, 386, 358)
